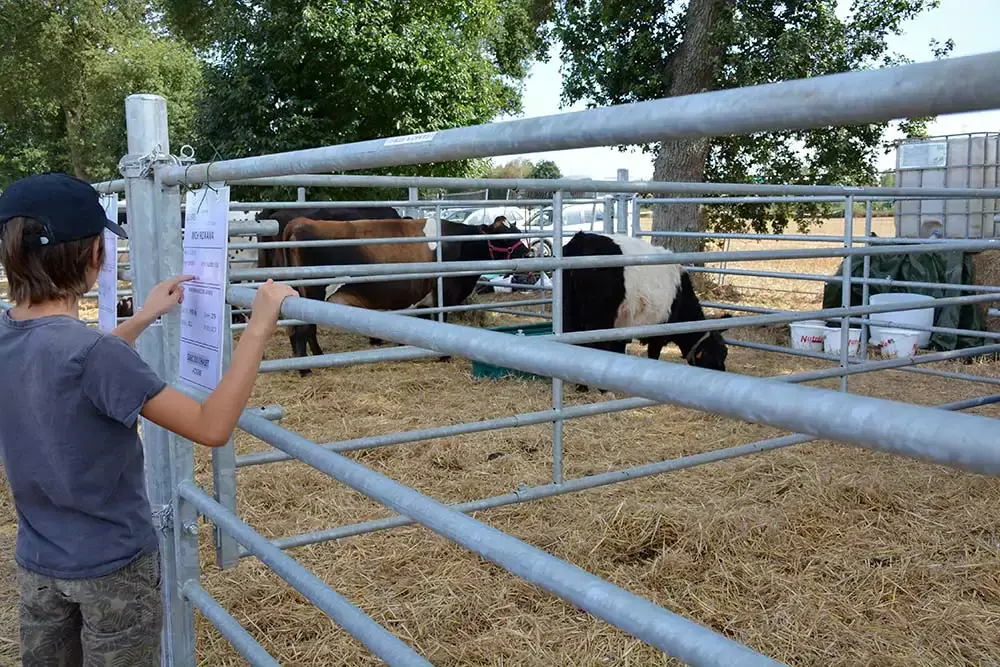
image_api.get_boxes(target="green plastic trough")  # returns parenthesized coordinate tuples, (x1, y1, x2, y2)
(471, 322, 553, 380)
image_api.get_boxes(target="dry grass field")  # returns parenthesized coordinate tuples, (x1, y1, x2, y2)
(2, 214, 1000, 666)
(694, 216, 898, 310)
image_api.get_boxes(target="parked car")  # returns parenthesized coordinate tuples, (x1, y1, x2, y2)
(454, 206, 528, 227)
(526, 203, 608, 257)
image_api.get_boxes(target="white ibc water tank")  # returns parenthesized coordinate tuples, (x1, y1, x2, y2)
(894, 132, 1000, 239)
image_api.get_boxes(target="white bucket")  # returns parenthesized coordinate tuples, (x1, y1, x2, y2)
(789, 319, 827, 351)
(875, 328, 921, 359)
(823, 326, 862, 357)
(869, 293, 935, 348)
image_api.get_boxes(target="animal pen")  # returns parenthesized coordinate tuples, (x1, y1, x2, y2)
(1, 51, 999, 665)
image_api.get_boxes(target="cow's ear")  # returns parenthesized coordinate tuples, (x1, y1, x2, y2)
(479, 224, 491, 233)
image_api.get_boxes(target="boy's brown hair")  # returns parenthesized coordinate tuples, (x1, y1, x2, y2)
(0, 216, 105, 305)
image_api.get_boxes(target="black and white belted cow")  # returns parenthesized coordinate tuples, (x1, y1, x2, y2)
(561, 231, 729, 392)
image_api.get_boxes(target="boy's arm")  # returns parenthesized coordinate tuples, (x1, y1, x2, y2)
(111, 309, 159, 347)
(112, 275, 194, 347)
(140, 281, 295, 447)
(141, 326, 272, 447)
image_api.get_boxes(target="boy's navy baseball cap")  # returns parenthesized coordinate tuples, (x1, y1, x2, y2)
(0, 172, 128, 247)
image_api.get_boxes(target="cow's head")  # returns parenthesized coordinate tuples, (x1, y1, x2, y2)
(480, 216, 531, 261)
(685, 314, 730, 372)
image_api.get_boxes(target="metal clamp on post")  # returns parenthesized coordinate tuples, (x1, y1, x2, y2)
(151, 503, 174, 534)
(117, 144, 196, 180)
(117, 154, 149, 179)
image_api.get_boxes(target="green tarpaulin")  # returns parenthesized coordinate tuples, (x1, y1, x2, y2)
(821, 249, 986, 351)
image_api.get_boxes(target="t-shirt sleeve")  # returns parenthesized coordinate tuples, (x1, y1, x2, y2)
(82, 335, 168, 428)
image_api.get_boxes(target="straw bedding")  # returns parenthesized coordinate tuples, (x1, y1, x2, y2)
(971, 250, 1000, 334)
(1, 218, 1000, 665)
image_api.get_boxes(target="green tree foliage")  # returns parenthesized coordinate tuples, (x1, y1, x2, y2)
(555, 0, 953, 250)
(161, 0, 552, 201)
(0, 1, 201, 186)
(530, 159, 563, 180)
(481, 158, 562, 197)
(489, 158, 537, 180)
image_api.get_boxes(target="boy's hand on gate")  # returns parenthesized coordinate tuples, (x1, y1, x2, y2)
(143, 275, 195, 318)
(246, 280, 297, 338)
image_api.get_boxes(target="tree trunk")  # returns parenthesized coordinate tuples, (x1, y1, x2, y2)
(64, 106, 88, 180)
(651, 0, 734, 254)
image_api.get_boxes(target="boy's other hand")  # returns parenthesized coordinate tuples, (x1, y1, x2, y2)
(144, 275, 195, 319)
(246, 280, 297, 338)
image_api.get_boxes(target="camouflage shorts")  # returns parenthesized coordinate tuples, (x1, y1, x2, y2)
(17, 551, 162, 667)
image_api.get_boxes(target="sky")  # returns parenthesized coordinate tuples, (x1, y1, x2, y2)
(496, 0, 1000, 180)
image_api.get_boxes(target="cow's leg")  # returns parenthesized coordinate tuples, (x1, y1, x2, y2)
(289, 324, 314, 377)
(428, 290, 452, 363)
(591, 339, 628, 394)
(436, 307, 452, 363)
(644, 335, 667, 361)
(565, 314, 623, 393)
(572, 341, 619, 392)
(574, 342, 600, 392)
(288, 285, 326, 375)
(307, 325, 324, 357)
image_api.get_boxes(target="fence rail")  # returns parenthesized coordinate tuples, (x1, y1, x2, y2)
(227, 287, 1000, 474)
(229, 172, 1000, 198)
(249, 394, 1000, 554)
(221, 399, 784, 667)
(227, 240, 1000, 282)
(162, 52, 1000, 185)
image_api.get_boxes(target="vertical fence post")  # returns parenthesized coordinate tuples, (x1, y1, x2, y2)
(407, 187, 420, 219)
(616, 169, 629, 233)
(435, 203, 445, 323)
(860, 200, 874, 361)
(122, 93, 197, 666)
(551, 191, 565, 484)
(603, 196, 614, 234)
(631, 195, 641, 237)
(840, 195, 855, 392)
(296, 187, 307, 203)
(212, 308, 240, 569)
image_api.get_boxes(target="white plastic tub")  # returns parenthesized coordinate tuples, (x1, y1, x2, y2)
(875, 328, 922, 359)
(823, 326, 862, 357)
(869, 293, 935, 348)
(789, 320, 827, 351)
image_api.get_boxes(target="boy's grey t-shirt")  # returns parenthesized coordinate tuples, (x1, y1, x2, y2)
(0, 310, 166, 579)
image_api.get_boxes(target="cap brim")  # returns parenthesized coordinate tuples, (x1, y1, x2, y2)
(104, 218, 128, 239)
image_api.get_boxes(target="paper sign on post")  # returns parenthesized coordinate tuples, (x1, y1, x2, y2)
(179, 184, 230, 391)
(97, 195, 120, 332)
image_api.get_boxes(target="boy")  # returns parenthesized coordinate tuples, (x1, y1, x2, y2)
(0, 172, 296, 666)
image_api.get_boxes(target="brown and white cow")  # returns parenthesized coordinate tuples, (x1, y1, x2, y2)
(275, 217, 438, 375)
(255, 205, 405, 270)
(273, 215, 531, 375)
